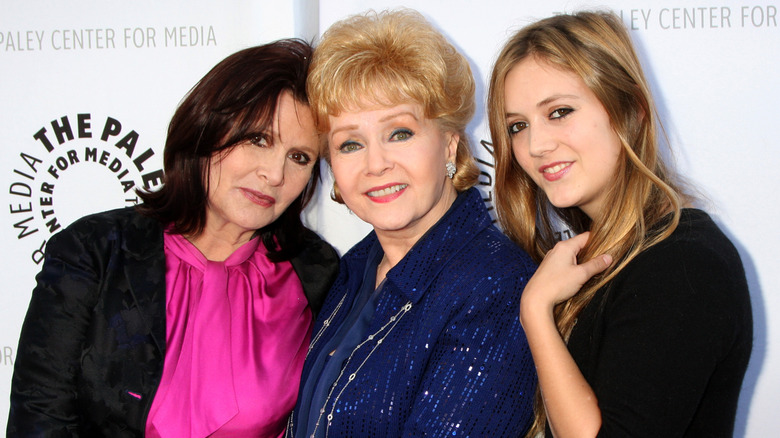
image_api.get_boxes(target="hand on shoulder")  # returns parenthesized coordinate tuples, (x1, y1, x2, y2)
(519, 232, 612, 322)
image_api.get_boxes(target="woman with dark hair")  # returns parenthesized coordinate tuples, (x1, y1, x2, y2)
(8, 39, 339, 437)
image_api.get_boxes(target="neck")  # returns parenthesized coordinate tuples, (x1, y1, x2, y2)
(186, 228, 254, 262)
(375, 255, 392, 289)
(373, 187, 458, 286)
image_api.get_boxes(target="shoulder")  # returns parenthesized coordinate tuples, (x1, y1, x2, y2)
(327, 232, 375, 291)
(604, 209, 751, 334)
(628, 209, 745, 289)
(290, 227, 341, 313)
(47, 206, 162, 259)
(337, 231, 377, 272)
(423, 224, 536, 318)
(56, 206, 158, 239)
(449, 223, 537, 280)
(317, 232, 375, 302)
(294, 227, 340, 269)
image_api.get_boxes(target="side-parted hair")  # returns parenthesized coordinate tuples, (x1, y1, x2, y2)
(136, 39, 316, 261)
(487, 11, 691, 436)
(307, 8, 480, 201)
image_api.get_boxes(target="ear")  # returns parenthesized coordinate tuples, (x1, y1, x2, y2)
(446, 132, 459, 163)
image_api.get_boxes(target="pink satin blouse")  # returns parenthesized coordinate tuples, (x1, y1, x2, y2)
(145, 232, 313, 438)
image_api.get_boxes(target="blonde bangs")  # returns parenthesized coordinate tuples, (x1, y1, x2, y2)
(308, 8, 478, 188)
(309, 9, 454, 132)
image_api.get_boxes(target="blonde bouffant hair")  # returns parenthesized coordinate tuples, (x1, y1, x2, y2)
(308, 8, 480, 202)
(487, 11, 691, 437)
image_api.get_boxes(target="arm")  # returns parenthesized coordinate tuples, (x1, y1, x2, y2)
(8, 225, 103, 436)
(401, 263, 538, 437)
(574, 239, 746, 437)
(518, 232, 611, 438)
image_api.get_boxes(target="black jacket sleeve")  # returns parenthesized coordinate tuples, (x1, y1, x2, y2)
(8, 219, 106, 436)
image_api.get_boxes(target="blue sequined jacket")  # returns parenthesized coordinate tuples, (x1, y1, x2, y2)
(289, 188, 537, 437)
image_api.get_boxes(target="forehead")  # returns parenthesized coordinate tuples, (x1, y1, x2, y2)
(329, 100, 424, 126)
(504, 57, 589, 107)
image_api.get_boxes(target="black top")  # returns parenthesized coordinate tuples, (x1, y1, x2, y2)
(567, 209, 752, 437)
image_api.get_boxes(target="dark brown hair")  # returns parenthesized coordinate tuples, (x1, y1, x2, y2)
(136, 39, 316, 261)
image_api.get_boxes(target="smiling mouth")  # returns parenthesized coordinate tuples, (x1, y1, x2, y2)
(543, 163, 570, 174)
(366, 184, 408, 198)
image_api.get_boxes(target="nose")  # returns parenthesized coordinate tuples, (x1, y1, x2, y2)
(527, 124, 558, 157)
(258, 150, 285, 186)
(364, 142, 392, 176)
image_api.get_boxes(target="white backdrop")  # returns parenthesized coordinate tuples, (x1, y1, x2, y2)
(2, 0, 777, 435)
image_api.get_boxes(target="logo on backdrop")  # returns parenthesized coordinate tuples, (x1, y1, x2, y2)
(615, 5, 776, 30)
(475, 139, 497, 222)
(7, 113, 164, 265)
(1, 25, 217, 52)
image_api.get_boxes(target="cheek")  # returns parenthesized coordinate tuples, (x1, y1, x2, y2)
(275, 171, 310, 211)
(599, 132, 623, 172)
(330, 158, 356, 187)
(287, 168, 312, 192)
(410, 148, 441, 175)
(511, 141, 535, 175)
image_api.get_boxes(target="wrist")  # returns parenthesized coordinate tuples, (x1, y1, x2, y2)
(519, 291, 556, 327)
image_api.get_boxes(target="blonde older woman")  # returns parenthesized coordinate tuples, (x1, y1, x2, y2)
(287, 9, 537, 438)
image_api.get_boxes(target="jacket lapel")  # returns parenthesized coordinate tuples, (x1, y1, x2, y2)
(121, 212, 167, 355)
(387, 188, 491, 304)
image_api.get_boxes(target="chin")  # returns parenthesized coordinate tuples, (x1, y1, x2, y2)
(546, 194, 578, 210)
(368, 218, 413, 232)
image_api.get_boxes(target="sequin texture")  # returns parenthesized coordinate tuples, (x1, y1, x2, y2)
(289, 188, 538, 437)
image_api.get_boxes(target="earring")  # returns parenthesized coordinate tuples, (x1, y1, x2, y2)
(331, 181, 344, 203)
(445, 162, 456, 179)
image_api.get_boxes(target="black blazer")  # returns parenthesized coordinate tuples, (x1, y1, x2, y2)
(7, 207, 339, 437)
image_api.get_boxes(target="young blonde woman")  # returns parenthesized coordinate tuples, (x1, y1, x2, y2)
(488, 11, 752, 438)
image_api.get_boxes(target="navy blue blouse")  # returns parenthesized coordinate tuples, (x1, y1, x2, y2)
(288, 188, 538, 437)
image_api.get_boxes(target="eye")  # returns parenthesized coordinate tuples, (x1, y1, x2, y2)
(288, 151, 312, 165)
(248, 134, 270, 147)
(389, 128, 414, 142)
(338, 140, 363, 153)
(550, 107, 574, 119)
(507, 121, 528, 136)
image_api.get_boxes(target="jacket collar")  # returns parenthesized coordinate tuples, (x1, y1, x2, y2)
(343, 188, 491, 304)
(388, 188, 491, 303)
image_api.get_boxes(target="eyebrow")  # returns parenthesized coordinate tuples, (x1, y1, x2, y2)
(330, 110, 420, 136)
(505, 94, 580, 119)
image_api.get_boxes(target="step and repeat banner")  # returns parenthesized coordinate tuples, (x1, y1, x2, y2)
(1, 0, 777, 435)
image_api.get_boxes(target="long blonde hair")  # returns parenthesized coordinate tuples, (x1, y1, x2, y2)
(488, 11, 691, 436)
